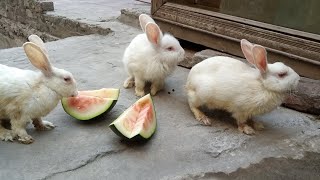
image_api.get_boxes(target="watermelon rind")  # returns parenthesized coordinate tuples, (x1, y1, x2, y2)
(109, 94, 157, 141)
(61, 88, 120, 120)
(61, 97, 117, 120)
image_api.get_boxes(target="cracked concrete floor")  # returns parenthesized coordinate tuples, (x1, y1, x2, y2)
(1, 27, 320, 180)
(1, 1, 320, 180)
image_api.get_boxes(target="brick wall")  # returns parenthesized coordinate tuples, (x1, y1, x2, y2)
(0, 0, 110, 49)
(0, 0, 56, 48)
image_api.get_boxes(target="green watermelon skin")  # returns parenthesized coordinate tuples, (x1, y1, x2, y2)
(109, 94, 156, 141)
(61, 88, 120, 120)
(109, 123, 156, 141)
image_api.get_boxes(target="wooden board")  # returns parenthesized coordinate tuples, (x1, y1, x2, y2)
(151, 0, 320, 79)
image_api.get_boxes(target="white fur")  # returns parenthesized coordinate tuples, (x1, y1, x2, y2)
(186, 39, 300, 135)
(122, 14, 185, 96)
(0, 35, 78, 144)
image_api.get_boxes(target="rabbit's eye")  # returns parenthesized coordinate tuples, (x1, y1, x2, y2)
(278, 72, 287, 78)
(167, 47, 174, 51)
(64, 77, 71, 82)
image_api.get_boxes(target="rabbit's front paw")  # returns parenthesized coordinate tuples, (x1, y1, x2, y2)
(150, 81, 164, 96)
(135, 90, 145, 97)
(238, 124, 255, 135)
(123, 77, 134, 88)
(33, 118, 55, 131)
(252, 121, 264, 131)
(36, 121, 55, 131)
(150, 87, 159, 96)
(18, 134, 34, 144)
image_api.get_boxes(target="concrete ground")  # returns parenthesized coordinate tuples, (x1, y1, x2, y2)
(1, 1, 320, 180)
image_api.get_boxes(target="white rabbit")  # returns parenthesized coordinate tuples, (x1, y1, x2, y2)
(122, 14, 185, 96)
(186, 39, 300, 135)
(0, 34, 78, 144)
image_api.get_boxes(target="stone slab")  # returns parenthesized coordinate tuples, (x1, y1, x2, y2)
(0, 28, 319, 180)
(1, 1, 320, 179)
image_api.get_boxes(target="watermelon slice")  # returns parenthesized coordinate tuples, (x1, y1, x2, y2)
(61, 88, 119, 120)
(109, 94, 156, 141)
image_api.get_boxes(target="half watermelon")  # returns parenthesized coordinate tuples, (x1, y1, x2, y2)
(61, 88, 120, 120)
(109, 94, 156, 141)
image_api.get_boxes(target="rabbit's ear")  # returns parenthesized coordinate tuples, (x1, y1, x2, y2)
(240, 39, 255, 65)
(27, 34, 48, 55)
(23, 42, 52, 77)
(252, 45, 268, 74)
(139, 14, 155, 32)
(146, 22, 163, 46)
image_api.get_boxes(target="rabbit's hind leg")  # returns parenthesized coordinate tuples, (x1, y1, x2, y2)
(187, 89, 212, 126)
(0, 125, 14, 142)
(11, 116, 34, 144)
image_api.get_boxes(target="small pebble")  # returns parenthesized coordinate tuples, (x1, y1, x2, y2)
(172, 89, 175, 92)
(168, 92, 171, 94)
